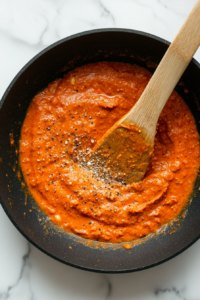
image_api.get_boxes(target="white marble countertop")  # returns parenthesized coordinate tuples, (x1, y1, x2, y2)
(1, 0, 200, 299)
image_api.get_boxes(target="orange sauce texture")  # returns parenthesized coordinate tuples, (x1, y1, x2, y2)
(20, 62, 200, 243)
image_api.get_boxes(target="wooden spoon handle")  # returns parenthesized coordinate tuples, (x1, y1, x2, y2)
(122, 0, 200, 137)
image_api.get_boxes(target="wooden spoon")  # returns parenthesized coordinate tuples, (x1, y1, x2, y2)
(89, 0, 200, 185)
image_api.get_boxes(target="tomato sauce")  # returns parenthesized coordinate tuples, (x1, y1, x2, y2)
(20, 62, 200, 243)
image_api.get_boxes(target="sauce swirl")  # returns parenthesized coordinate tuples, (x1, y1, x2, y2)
(20, 62, 200, 243)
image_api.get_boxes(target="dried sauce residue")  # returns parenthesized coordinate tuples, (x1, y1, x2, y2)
(19, 62, 200, 244)
(9, 133, 14, 146)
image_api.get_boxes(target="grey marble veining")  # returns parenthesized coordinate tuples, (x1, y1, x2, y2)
(1, 0, 200, 299)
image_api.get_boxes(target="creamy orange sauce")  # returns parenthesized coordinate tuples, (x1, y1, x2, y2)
(20, 62, 200, 243)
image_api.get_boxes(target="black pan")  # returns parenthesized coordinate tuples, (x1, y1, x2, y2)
(0, 29, 200, 273)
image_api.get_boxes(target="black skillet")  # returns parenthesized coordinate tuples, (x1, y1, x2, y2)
(0, 29, 200, 273)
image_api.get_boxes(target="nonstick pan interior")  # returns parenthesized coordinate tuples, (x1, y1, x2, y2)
(0, 29, 200, 273)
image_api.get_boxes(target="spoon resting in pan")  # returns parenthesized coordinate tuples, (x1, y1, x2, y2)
(89, 0, 200, 185)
